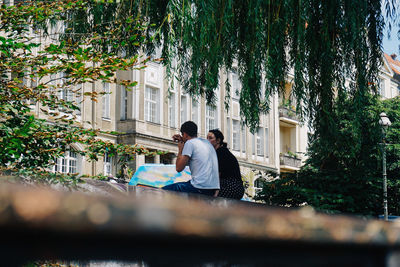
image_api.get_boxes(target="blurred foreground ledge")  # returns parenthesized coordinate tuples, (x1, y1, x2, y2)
(1, 180, 400, 266)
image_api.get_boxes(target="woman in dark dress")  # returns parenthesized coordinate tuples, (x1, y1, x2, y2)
(207, 129, 245, 200)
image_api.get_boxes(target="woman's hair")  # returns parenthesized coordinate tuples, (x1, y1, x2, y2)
(209, 129, 227, 147)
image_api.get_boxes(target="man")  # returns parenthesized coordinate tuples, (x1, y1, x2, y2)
(163, 121, 220, 196)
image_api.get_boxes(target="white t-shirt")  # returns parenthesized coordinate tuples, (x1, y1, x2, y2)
(182, 137, 220, 189)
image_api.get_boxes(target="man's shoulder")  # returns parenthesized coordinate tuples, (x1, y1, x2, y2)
(196, 137, 208, 143)
(187, 137, 207, 145)
(188, 138, 215, 154)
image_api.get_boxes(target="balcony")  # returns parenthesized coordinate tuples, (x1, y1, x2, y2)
(278, 106, 300, 122)
(279, 153, 301, 169)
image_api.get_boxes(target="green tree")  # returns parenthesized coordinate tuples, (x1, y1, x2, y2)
(381, 96, 400, 216)
(0, 0, 160, 181)
(65, 0, 394, 134)
(255, 95, 400, 217)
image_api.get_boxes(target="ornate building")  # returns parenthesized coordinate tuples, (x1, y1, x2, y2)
(5, 0, 399, 198)
(33, 52, 399, 197)
(59, 59, 310, 197)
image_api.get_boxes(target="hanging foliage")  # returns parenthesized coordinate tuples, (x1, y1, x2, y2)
(2, 0, 398, 182)
(64, 0, 392, 133)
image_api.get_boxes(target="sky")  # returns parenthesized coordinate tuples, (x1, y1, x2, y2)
(383, 24, 400, 56)
(382, 0, 400, 56)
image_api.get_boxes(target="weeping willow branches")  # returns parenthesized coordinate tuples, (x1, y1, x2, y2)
(63, 0, 389, 133)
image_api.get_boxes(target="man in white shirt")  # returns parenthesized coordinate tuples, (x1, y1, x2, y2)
(163, 121, 220, 196)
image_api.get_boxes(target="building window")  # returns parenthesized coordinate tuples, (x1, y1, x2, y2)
(168, 92, 176, 128)
(257, 127, 264, 156)
(241, 125, 246, 153)
(254, 178, 266, 193)
(192, 99, 199, 126)
(232, 119, 240, 151)
(161, 153, 173, 164)
(379, 79, 385, 97)
(206, 104, 217, 132)
(54, 150, 80, 174)
(231, 71, 241, 99)
(22, 70, 29, 88)
(104, 153, 112, 176)
(28, 74, 37, 107)
(49, 73, 57, 94)
(264, 128, 269, 157)
(252, 133, 256, 156)
(392, 86, 397, 97)
(120, 85, 128, 120)
(102, 83, 110, 119)
(75, 83, 83, 116)
(145, 155, 155, 163)
(180, 95, 188, 124)
(226, 117, 231, 147)
(145, 86, 159, 123)
(68, 151, 77, 173)
(59, 72, 73, 102)
(49, 20, 66, 40)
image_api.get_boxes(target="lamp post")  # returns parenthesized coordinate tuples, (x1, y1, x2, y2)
(379, 112, 391, 221)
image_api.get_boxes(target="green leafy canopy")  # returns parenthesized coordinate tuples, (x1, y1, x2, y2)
(256, 96, 400, 217)
(0, 0, 163, 178)
(66, 0, 393, 132)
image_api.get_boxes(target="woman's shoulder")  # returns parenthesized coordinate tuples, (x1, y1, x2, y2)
(217, 146, 235, 157)
(217, 146, 229, 153)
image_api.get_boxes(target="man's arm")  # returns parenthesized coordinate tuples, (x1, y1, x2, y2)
(176, 141, 189, 172)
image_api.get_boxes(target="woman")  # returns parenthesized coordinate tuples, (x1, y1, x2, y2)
(207, 129, 245, 200)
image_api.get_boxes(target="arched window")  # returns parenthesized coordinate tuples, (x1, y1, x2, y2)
(54, 150, 81, 174)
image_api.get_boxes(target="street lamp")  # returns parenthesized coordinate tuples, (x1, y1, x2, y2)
(379, 112, 391, 221)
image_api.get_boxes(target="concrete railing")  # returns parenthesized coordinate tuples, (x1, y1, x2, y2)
(1, 182, 400, 266)
(280, 154, 301, 168)
(278, 106, 300, 121)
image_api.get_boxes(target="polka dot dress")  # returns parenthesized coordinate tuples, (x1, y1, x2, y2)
(218, 178, 245, 200)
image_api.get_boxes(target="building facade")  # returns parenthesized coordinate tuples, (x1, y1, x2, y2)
(5, 0, 399, 198)
(51, 59, 310, 197)
(33, 53, 400, 198)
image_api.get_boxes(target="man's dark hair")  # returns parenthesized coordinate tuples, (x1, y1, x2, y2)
(180, 121, 198, 137)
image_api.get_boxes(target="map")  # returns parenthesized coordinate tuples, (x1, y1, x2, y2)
(129, 164, 192, 188)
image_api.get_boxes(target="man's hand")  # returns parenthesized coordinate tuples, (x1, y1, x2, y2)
(177, 140, 185, 151)
(173, 133, 188, 172)
(213, 190, 219, 197)
(172, 134, 182, 142)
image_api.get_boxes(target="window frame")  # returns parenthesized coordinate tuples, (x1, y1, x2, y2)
(180, 95, 188, 124)
(102, 82, 111, 119)
(232, 119, 240, 151)
(231, 70, 241, 100)
(121, 85, 128, 120)
(191, 98, 200, 127)
(206, 104, 217, 132)
(256, 127, 264, 157)
(168, 92, 176, 128)
(104, 153, 112, 176)
(145, 86, 160, 123)
(54, 150, 80, 174)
